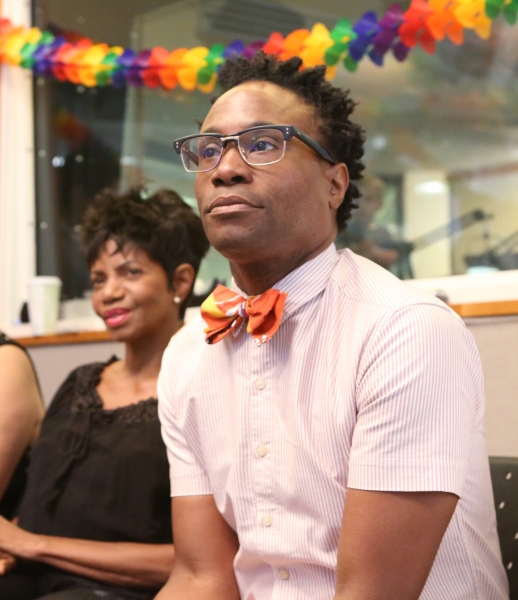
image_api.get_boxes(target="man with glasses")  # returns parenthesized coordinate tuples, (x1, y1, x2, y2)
(157, 53, 507, 600)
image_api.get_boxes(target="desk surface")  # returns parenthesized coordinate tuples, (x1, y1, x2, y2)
(15, 330, 112, 347)
(448, 299, 518, 318)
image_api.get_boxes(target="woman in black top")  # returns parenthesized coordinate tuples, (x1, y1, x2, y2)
(0, 333, 43, 523)
(0, 188, 209, 600)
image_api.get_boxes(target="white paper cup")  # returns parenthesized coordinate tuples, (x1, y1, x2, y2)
(27, 276, 62, 336)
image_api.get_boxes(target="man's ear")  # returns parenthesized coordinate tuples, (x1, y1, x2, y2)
(326, 163, 349, 210)
(171, 263, 196, 303)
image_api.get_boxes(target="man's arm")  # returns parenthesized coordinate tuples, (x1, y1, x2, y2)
(155, 496, 240, 600)
(334, 488, 458, 600)
(338, 304, 481, 598)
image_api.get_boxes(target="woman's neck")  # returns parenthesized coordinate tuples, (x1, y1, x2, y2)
(122, 319, 181, 379)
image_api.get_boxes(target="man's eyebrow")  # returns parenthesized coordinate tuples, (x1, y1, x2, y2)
(201, 126, 221, 134)
(201, 121, 276, 134)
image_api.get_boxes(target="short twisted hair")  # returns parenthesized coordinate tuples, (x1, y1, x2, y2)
(80, 187, 210, 317)
(215, 52, 365, 229)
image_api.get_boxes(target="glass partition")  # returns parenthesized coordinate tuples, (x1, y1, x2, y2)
(34, 0, 518, 299)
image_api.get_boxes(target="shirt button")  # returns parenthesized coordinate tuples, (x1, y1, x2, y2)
(278, 569, 290, 580)
(261, 515, 273, 527)
(254, 377, 267, 390)
(256, 445, 268, 458)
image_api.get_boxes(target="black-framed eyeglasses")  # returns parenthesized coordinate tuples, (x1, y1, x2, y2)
(173, 125, 335, 173)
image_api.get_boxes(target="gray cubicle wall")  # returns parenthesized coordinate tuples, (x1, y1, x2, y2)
(465, 315, 518, 458)
(28, 340, 125, 407)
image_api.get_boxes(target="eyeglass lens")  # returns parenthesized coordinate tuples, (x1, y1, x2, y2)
(180, 128, 287, 172)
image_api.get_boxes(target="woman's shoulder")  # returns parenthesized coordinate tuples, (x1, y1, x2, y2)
(0, 332, 25, 347)
(0, 334, 42, 411)
(70, 357, 118, 396)
(0, 333, 30, 364)
(50, 357, 159, 425)
(0, 340, 31, 370)
(46, 357, 119, 417)
(0, 331, 26, 350)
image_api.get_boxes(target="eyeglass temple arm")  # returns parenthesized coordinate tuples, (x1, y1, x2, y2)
(180, 147, 199, 166)
(293, 129, 335, 164)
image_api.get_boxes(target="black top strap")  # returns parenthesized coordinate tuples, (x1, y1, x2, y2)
(0, 331, 27, 353)
(0, 331, 42, 396)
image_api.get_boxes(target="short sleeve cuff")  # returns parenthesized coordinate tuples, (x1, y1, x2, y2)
(165, 446, 212, 497)
(348, 454, 467, 497)
(170, 475, 213, 497)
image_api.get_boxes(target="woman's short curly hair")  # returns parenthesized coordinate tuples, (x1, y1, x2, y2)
(214, 52, 365, 230)
(80, 187, 210, 318)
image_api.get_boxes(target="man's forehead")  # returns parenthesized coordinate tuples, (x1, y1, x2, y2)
(216, 80, 298, 103)
(202, 81, 313, 131)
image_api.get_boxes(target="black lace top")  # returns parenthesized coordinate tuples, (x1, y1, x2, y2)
(16, 357, 172, 598)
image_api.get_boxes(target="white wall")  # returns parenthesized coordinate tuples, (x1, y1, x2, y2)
(0, 0, 36, 330)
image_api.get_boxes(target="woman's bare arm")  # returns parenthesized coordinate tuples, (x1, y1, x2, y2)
(0, 515, 174, 587)
(0, 344, 43, 500)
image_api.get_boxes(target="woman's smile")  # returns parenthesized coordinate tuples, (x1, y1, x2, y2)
(103, 307, 131, 329)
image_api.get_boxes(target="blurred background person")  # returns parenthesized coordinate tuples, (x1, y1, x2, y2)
(0, 187, 209, 600)
(336, 172, 400, 269)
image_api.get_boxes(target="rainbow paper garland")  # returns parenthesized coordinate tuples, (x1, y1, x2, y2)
(0, 0, 516, 93)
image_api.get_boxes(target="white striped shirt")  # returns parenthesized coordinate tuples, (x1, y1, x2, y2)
(158, 244, 508, 600)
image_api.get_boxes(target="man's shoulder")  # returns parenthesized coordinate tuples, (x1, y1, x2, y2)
(159, 313, 207, 405)
(164, 312, 207, 362)
(332, 249, 455, 316)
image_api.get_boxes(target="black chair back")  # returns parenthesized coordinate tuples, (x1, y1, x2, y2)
(489, 456, 518, 599)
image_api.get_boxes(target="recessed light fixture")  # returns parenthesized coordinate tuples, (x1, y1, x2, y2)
(415, 181, 447, 194)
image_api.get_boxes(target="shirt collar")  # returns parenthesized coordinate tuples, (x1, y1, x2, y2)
(232, 243, 339, 321)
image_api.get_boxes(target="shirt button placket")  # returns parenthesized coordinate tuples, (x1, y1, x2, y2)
(250, 351, 274, 547)
(253, 378, 268, 461)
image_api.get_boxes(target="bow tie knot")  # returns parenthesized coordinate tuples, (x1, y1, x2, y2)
(200, 284, 287, 346)
(236, 302, 248, 319)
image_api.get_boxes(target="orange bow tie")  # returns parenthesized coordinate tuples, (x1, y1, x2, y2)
(200, 284, 287, 346)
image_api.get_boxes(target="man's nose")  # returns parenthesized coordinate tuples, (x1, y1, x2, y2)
(210, 142, 251, 186)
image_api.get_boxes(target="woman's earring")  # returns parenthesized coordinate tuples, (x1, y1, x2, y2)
(173, 296, 182, 305)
